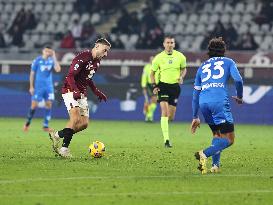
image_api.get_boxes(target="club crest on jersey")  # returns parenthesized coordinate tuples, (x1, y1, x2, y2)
(168, 60, 173, 64)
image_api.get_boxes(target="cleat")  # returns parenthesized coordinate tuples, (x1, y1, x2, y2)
(43, 127, 53, 132)
(49, 129, 60, 154)
(195, 151, 207, 174)
(164, 140, 172, 148)
(58, 147, 72, 158)
(23, 124, 29, 132)
(210, 164, 220, 173)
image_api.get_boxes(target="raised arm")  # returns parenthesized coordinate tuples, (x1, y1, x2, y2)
(52, 50, 61, 72)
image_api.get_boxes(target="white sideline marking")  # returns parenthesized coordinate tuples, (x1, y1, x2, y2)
(0, 190, 273, 198)
(0, 174, 272, 184)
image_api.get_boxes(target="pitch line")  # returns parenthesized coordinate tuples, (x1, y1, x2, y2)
(0, 190, 273, 198)
(0, 174, 272, 184)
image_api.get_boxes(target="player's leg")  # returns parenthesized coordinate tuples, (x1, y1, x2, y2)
(146, 95, 157, 122)
(157, 82, 171, 147)
(198, 102, 235, 172)
(43, 89, 54, 131)
(168, 83, 180, 121)
(23, 89, 41, 131)
(209, 126, 222, 172)
(168, 105, 176, 121)
(43, 100, 52, 131)
(160, 101, 171, 147)
(49, 93, 89, 157)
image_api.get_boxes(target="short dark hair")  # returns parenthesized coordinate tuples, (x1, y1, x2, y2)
(95, 38, 111, 47)
(44, 45, 52, 49)
(207, 37, 226, 58)
(164, 35, 175, 40)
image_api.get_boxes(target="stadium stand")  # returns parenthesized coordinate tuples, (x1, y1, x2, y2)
(0, 0, 272, 51)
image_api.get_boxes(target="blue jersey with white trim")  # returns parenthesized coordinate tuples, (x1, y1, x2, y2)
(31, 56, 55, 88)
(194, 57, 242, 104)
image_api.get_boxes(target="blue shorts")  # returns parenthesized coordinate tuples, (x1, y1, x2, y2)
(200, 102, 233, 125)
(32, 87, 55, 102)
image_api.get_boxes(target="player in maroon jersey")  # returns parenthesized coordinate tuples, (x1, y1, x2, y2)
(49, 38, 111, 157)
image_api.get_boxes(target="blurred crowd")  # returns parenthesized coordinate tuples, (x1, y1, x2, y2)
(1, 0, 273, 51)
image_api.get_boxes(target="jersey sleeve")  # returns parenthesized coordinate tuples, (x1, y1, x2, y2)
(66, 59, 85, 91)
(151, 56, 160, 72)
(31, 58, 38, 72)
(230, 60, 243, 98)
(230, 60, 242, 82)
(180, 54, 187, 69)
(194, 67, 202, 91)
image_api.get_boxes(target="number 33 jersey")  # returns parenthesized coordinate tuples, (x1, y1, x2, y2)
(194, 57, 242, 104)
(62, 50, 101, 96)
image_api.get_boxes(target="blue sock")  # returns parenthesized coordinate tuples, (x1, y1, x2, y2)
(203, 137, 230, 158)
(43, 108, 51, 128)
(212, 152, 221, 167)
(26, 108, 36, 126)
(206, 138, 221, 167)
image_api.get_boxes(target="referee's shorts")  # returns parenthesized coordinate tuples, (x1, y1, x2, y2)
(157, 82, 181, 106)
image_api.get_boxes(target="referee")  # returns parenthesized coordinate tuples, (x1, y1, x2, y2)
(150, 35, 187, 148)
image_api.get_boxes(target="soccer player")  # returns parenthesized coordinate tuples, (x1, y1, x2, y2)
(150, 35, 187, 148)
(49, 38, 111, 157)
(191, 37, 243, 174)
(23, 46, 61, 132)
(141, 56, 158, 122)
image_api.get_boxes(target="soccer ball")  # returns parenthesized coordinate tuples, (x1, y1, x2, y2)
(88, 141, 105, 158)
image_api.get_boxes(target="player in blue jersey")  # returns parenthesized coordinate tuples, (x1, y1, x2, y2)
(23, 46, 61, 132)
(191, 37, 243, 174)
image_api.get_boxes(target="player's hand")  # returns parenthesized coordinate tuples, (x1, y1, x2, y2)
(153, 87, 160, 95)
(95, 89, 107, 102)
(178, 77, 184, 84)
(232, 96, 243, 105)
(191, 118, 201, 134)
(29, 87, 34, 95)
(51, 50, 56, 58)
(73, 90, 81, 100)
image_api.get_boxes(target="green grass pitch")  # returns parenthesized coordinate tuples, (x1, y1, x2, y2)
(0, 118, 273, 205)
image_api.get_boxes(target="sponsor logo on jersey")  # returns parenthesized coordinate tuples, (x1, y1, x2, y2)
(202, 83, 224, 90)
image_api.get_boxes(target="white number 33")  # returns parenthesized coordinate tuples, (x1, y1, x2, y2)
(201, 61, 224, 82)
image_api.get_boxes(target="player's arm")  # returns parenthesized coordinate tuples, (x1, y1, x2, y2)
(29, 70, 35, 95)
(179, 54, 187, 84)
(191, 68, 201, 134)
(150, 57, 160, 94)
(29, 59, 38, 95)
(66, 60, 83, 100)
(87, 80, 107, 102)
(179, 67, 187, 84)
(230, 61, 243, 104)
(51, 50, 61, 72)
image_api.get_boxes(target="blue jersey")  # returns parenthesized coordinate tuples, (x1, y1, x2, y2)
(31, 56, 55, 88)
(194, 57, 242, 104)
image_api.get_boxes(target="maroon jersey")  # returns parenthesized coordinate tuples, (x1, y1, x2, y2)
(62, 50, 100, 96)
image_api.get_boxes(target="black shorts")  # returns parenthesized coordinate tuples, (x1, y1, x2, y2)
(157, 82, 181, 106)
(209, 122, 234, 134)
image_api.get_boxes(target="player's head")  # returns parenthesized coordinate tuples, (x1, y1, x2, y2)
(42, 45, 53, 58)
(207, 37, 226, 58)
(93, 38, 111, 60)
(163, 35, 175, 54)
